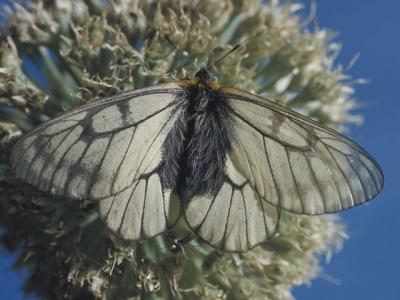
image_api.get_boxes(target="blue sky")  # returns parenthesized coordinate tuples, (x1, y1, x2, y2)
(294, 1, 400, 299)
(1, 0, 399, 299)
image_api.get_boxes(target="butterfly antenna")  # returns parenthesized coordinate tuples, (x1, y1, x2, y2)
(208, 44, 241, 71)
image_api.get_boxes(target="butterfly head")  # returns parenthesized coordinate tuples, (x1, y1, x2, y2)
(181, 67, 221, 91)
(195, 68, 216, 81)
(180, 45, 242, 91)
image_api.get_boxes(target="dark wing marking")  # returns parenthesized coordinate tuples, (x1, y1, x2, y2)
(222, 87, 383, 215)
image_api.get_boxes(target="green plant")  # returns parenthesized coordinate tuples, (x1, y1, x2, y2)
(0, 1, 355, 299)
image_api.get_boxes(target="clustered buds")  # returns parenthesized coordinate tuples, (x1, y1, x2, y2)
(0, 1, 352, 299)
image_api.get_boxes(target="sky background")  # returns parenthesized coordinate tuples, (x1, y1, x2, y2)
(294, 1, 400, 299)
(0, 0, 399, 299)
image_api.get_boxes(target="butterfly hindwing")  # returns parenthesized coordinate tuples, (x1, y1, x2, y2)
(184, 156, 280, 252)
(98, 175, 180, 240)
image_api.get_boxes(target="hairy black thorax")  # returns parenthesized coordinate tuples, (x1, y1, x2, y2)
(160, 70, 231, 203)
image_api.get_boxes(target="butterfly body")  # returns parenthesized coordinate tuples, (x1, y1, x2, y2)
(10, 69, 383, 252)
(163, 69, 232, 202)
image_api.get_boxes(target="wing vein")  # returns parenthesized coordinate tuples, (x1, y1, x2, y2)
(305, 154, 326, 211)
(286, 148, 305, 213)
(25, 89, 182, 138)
(263, 138, 282, 209)
(226, 105, 309, 151)
(320, 137, 371, 159)
(22, 136, 51, 180)
(295, 124, 350, 210)
(221, 187, 235, 249)
(195, 193, 219, 232)
(63, 138, 92, 195)
(140, 179, 149, 238)
(325, 146, 354, 208)
(48, 128, 85, 191)
(240, 189, 250, 249)
(87, 100, 180, 136)
(226, 95, 349, 144)
(233, 131, 264, 196)
(113, 180, 140, 234)
(36, 130, 76, 187)
(105, 195, 118, 220)
(13, 134, 40, 169)
(118, 179, 141, 235)
(111, 127, 137, 193)
(160, 177, 169, 227)
(345, 155, 367, 201)
(354, 154, 381, 192)
(87, 133, 115, 198)
(130, 106, 180, 184)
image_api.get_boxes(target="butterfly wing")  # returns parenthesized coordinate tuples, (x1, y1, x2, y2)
(184, 154, 280, 252)
(185, 85, 383, 252)
(11, 79, 384, 251)
(222, 87, 384, 215)
(10, 83, 185, 240)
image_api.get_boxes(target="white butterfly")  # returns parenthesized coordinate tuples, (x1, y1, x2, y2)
(10, 68, 383, 252)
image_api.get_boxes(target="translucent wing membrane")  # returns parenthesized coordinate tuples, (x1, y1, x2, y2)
(184, 157, 280, 252)
(98, 176, 180, 240)
(222, 87, 384, 215)
(10, 79, 383, 251)
(11, 83, 184, 240)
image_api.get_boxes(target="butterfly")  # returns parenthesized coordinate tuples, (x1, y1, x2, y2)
(10, 66, 384, 252)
